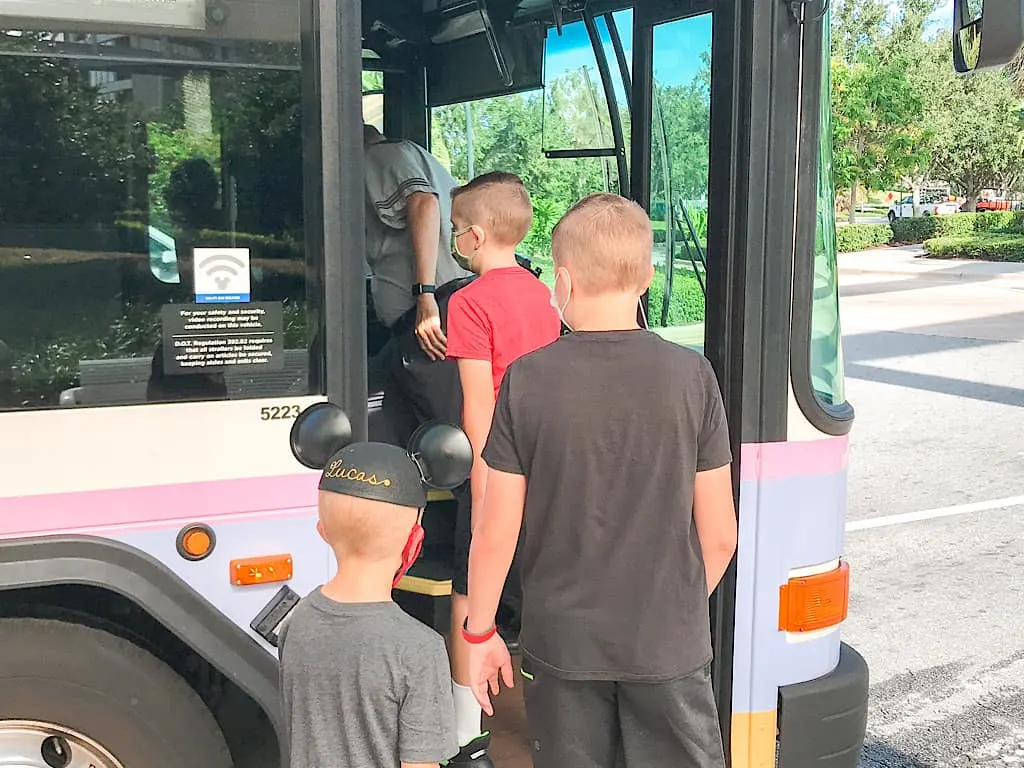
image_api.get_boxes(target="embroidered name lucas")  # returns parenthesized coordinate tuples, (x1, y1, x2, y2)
(323, 459, 392, 487)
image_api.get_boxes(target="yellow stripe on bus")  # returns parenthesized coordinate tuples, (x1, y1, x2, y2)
(731, 710, 776, 768)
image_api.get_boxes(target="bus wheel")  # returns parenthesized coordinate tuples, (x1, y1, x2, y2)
(0, 618, 232, 768)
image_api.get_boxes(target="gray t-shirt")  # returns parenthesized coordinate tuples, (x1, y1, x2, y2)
(482, 330, 733, 682)
(364, 136, 471, 327)
(279, 590, 457, 767)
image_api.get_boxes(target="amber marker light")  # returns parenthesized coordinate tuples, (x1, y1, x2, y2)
(176, 524, 216, 561)
(231, 555, 294, 586)
(778, 561, 850, 633)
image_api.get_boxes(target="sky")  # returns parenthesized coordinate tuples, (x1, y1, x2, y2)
(541, 1, 954, 94)
(544, 10, 712, 90)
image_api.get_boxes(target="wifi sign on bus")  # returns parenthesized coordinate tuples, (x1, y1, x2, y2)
(193, 248, 252, 304)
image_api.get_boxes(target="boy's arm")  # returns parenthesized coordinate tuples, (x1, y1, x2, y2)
(694, 464, 737, 593)
(693, 358, 737, 594)
(457, 358, 496, 528)
(467, 372, 526, 634)
(467, 468, 525, 632)
(446, 294, 496, 523)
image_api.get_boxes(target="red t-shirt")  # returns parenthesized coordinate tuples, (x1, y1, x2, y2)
(446, 266, 561, 397)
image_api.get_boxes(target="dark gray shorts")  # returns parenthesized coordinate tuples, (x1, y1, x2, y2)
(520, 658, 726, 768)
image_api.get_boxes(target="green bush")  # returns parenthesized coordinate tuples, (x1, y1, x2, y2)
(835, 224, 892, 252)
(891, 211, 1024, 244)
(647, 268, 705, 325)
(923, 232, 1024, 262)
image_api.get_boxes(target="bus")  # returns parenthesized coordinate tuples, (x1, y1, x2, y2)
(0, 0, 1014, 766)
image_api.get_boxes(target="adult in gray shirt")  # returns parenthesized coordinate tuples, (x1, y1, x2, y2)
(363, 124, 472, 444)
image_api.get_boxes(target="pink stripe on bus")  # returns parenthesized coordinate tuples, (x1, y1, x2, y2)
(0, 473, 319, 538)
(739, 435, 849, 482)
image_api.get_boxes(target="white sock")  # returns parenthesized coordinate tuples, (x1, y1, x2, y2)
(452, 682, 483, 747)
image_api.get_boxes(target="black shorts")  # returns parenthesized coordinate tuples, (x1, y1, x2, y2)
(451, 487, 522, 627)
(519, 658, 726, 768)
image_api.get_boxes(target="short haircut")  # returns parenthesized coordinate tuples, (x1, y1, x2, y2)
(551, 193, 653, 294)
(451, 171, 533, 247)
(318, 491, 417, 561)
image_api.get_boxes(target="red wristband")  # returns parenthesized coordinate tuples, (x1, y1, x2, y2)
(461, 618, 497, 644)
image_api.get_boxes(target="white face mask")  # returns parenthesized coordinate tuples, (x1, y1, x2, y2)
(550, 268, 574, 332)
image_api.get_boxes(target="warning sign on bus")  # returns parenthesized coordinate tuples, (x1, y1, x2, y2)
(161, 302, 284, 375)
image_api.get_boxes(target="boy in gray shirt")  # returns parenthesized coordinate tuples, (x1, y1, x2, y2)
(280, 428, 469, 768)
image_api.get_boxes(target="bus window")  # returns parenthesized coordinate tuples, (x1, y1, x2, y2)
(542, 20, 615, 160)
(431, 15, 631, 286)
(809, 21, 845, 407)
(0, 16, 321, 410)
(593, 10, 633, 160)
(647, 14, 712, 351)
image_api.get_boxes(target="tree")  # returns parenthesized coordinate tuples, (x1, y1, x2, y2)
(831, 54, 927, 222)
(830, 0, 888, 63)
(929, 37, 1024, 209)
(0, 51, 149, 227)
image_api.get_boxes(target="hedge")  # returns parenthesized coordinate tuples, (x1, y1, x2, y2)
(891, 211, 1024, 244)
(647, 268, 705, 325)
(836, 224, 892, 252)
(923, 232, 1024, 262)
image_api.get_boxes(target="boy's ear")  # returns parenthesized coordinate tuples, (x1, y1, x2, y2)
(315, 519, 327, 543)
(641, 263, 655, 294)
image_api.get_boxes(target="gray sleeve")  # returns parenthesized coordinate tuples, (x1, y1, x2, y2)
(365, 143, 438, 230)
(696, 358, 732, 472)
(398, 635, 458, 764)
(482, 367, 525, 475)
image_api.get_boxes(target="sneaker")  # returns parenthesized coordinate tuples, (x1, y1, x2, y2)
(443, 732, 494, 767)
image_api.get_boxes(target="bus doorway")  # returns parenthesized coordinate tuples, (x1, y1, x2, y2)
(365, 2, 865, 767)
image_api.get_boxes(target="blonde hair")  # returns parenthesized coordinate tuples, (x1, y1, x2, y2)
(451, 171, 534, 247)
(318, 491, 417, 561)
(551, 193, 653, 294)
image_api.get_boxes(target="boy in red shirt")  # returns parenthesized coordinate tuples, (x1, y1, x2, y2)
(444, 172, 560, 766)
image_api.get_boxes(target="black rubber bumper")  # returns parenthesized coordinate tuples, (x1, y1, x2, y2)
(777, 642, 869, 768)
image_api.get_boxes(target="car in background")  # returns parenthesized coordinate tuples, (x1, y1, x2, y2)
(888, 193, 962, 223)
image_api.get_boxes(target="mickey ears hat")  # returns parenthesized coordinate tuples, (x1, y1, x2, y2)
(288, 402, 473, 508)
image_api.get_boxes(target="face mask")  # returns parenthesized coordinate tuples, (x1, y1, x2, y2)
(451, 225, 476, 271)
(637, 298, 649, 330)
(550, 268, 574, 332)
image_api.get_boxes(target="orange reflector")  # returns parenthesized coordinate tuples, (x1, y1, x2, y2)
(778, 561, 850, 633)
(231, 555, 293, 587)
(181, 529, 212, 559)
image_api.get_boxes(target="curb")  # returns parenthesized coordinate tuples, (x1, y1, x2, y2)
(839, 265, 1024, 286)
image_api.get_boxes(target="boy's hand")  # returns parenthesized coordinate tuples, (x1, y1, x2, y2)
(415, 294, 447, 360)
(468, 634, 514, 716)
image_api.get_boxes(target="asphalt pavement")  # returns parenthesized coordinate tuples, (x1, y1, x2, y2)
(839, 247, 1024, 767)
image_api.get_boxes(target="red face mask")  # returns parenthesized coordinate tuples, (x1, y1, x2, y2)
(393, 517, 425, 588)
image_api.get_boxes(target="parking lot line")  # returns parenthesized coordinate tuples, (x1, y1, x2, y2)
(846, 495, 1024, 532)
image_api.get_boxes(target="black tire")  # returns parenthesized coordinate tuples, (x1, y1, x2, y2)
(0, 618, 232, 767)
(888, 211, 896, 224)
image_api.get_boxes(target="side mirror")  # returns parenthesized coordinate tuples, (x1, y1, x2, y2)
(954, 0, 1024, 72)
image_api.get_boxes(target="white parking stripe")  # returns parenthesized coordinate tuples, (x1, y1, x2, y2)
(846, 495, 1024, 532)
